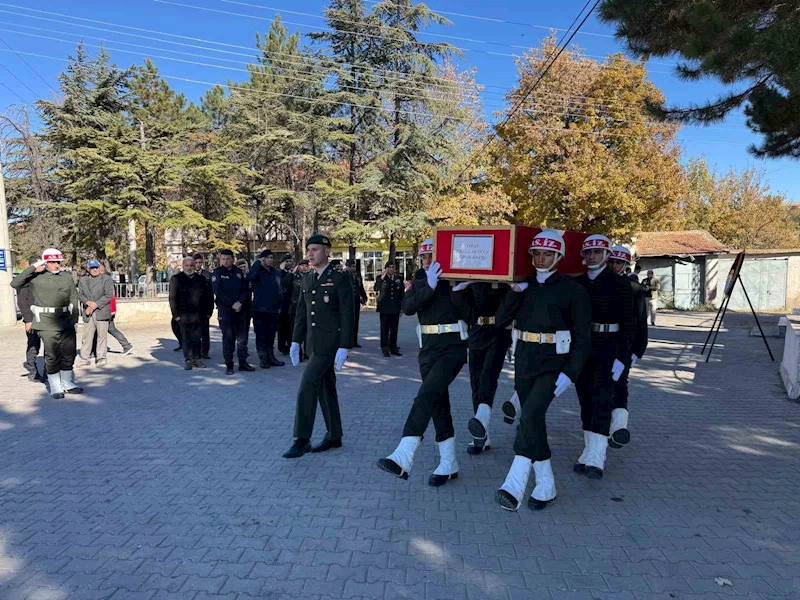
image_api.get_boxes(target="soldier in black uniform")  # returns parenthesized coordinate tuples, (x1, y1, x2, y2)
(376, 238, 470, 487)
(607, 245, 648, 449)
(455, 281, 512, 455)
(193, 253, 212, 359)
(373, 261, 405, 357)
(572, 234, 635, 479)
(283, 235, 354, 459)
(290, 259, 310, 361)
(15, 256, 44, 382)
(492, 231, 592, 511)
(345, 259, 368, 348)
(211, 249, 254, 375)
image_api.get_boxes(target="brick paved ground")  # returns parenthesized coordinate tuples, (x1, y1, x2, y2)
(0, 309, 798, 600)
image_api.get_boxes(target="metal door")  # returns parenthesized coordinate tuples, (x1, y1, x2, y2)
(673, 260, 703, 309)
(728, 258, 787, 311)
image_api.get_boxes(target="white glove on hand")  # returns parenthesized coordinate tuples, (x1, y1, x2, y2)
(553, 372, 572, 397)
(334, 348, 348, 371)
(427, 262, 442, 290)
(630, 354, 638, 368)
(511, 282, 529, 293)
(34, 259, 46, 268)
(611, 359, 625, 382)
(452, 281, 471, 291)
(290, 342, 300, 367)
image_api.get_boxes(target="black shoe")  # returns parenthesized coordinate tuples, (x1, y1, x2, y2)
(495, 489, 520, 511)
(282, 439, 311, 459)
(573, 462, 586, 474)
(354, 343, 362, 348)
(382, 348, 391, 357)
(26, 369, 37, 382)
(174, 346, 183, 352)
(259, 360, 270, 369)
(239, 362, 256, 372)
(303, 354, 309, 360)
(390, 348, 402, 356)
(468, 417, 487, 442)
(267, 355, 285, 367)
(52, 392, 65, 400)
(201, 354, 211, 360)
(528, 496, 555, 511)
(311, 439, 342, 453)
(225, 364, 234, 375)
(193, 360, 207, 369)
(585, 466, 604, 480)
(428, 472, 458, 487)
(467, 442, 490, 455)
(610, 428, 630, 447)
(502, 400, 517, 424)
(184, 361, 193, 370)
(65, 386, 84, 394)
(376, 458, 408, 480)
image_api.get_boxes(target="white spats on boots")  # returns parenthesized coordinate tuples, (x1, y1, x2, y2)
(468, 403, 491, 446)
(529, 459, 557, 510)
(609, 408, 630, 448)
(377, 436, 421, 480)
(467, 435, 491, 456)
(495, 455, 531, 511)
(48, 372, 64, 399)
(429, 437, 459, 486)
(575, 430, 591, 468)
(575, 432, 608, 479)
(502, 391, 521, 424)
(60, 370, 83, 394)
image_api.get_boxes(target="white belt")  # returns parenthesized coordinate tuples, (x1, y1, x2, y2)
(31, 304, 71, 323)
(416, 321, 469, 347)
(592, 323, 620, 333)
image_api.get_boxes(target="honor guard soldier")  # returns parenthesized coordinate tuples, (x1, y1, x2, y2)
(573, 235, 635, 479)
(12, 248, 83, 399)
(607, 245, 648, 448)
(212, 249, 254, 375)
(284, 234, 354, 458)
(376, 238, 470, 487)
(493, 231, 591, 510)
(456, 280, 513, 455)
(373, 261, 405, 357)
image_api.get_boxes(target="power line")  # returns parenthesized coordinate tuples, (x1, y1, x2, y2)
(0, 32, 56, 94)
(0, 77, 27, 103)
(0, 61, 37, 98)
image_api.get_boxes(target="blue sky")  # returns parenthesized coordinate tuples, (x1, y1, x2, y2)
(0, 0, 797, 200)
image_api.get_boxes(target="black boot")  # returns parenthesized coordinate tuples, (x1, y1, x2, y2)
(382, 348, 391, 357)
(184, 360, 193, 370)
(239, 362, 256, 372)
(225, 363, 234, 376)
(390, 348, 402, 356)
(282, 438, 311, 459)
(267, 350, 285, 367)
(259, 359, 270, 369)
(311, 438, 342, 453)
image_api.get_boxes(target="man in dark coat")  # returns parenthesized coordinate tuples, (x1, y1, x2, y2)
(15, 256, 44, 381)
(345, 259, 368, 347)
(247, 249, 285, 369)
(290, 259, 310, 361)
(283, 235, 354, 459)
(193, 253, 212, 359)
(277, 253, 295, 355)
(373, 261, 405, 357)
(213, 249, 255, 375)
(170, 256, 214, 370)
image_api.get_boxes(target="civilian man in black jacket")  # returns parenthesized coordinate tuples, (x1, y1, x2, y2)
(290, 259, 310, 361)
(345, 259, 368, 348)
(15, 256, 44, 382)
(247, 249, 285, 369)
(607, 245, 648, 449)
(277, 253, 295, 355)
(169, 256, 214, 370)
(193, 253, 212, 359)
(373, 261, 405, 357)
(212, 249, 254, 375)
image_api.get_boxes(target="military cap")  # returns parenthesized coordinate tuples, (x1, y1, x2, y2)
(281, 253, 292, 262)
(258, 249, 273, 258)
(219, 249, 234, 257)
(192, 253, 203, 260)
(306, 234, 331, 248)
(345, 258, 356, 267)
(384, 261, 396, 268)
(297, 259, 310, 266)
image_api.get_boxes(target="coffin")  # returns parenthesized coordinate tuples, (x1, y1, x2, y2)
(433, 225, 588, 282)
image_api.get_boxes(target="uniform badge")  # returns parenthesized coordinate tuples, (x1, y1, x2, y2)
(212, 275, 217, 282)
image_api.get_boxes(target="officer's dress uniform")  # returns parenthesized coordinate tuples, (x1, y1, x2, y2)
(373, 273, 405, 354)
(211, 265, 250, 367)
(11, 265, 82, 397)
(377, 269, 469, 486)
(573, 266, 635, 476)
(292, 263, 354, 444)
(610, 274, 648, 447)
(15, 279, 43, 381)
(460, 282, 513, 453)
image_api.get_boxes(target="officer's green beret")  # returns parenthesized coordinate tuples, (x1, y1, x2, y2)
(306, 234, 332, 248)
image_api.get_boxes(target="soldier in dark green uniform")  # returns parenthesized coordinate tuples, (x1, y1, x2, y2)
(373, 261, 405, 357)
(283, 234, 354, 459)
(11, 248, 83, 399)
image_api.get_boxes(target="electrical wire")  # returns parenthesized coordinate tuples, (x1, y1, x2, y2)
(0, 77, 27, 103)
(0, 32, 56, 93)
(0, 61, 37, 98)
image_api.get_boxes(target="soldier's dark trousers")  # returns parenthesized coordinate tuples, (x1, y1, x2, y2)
(277, 311, 292, 353)
(40, 329, 77, 374)
(171, 318, 182, 347)
(513, 371, 560, 461)
(468, 332, 511, 412)
(253, 311, 278, 362)
(24, 329, 41, 373)
(575, 340, 617, 436)
(402, 346, 467, 442)
(379, 313, 400, 350)
(180, 319, 202, 362)
(612, 368, 630, 411)
(353, 307, 361, 345)
(219, 310, 249, 365)
(293, 353, 342, 441)
(200, 316, 210, 357)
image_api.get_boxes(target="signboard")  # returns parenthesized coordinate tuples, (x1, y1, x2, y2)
(0, 249, 6, 271)
(723, 251, 745, 298)
(451, 235, 494, 270)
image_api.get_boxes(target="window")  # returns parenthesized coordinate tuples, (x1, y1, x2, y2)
(395, 251, 416, 282)
(362, 251, 383, 282)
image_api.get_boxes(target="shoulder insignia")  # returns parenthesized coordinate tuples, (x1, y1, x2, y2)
(212, 275, 217, 282)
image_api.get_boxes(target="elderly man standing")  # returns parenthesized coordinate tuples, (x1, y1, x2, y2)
(642, 270, 661, 326)
(170, 256, 214, 370)
(78, 260, 114, 367)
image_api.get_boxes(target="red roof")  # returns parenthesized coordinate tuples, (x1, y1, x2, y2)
(634, 230, 727, 257)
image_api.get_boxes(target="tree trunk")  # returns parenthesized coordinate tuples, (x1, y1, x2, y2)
(145, 221, 156, 286)
(389, 232, 396, 264)
(128, 218, 138, 284)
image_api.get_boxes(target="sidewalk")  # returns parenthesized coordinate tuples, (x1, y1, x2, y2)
(0, 310, 797, 599)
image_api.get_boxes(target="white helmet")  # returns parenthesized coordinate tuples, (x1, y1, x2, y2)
(528, 230, 565, 273)
(610, 245, 632, 264)
(581, 234, 611, 270)
(41, 248, 64, 262)
(418, 238, 434, 255)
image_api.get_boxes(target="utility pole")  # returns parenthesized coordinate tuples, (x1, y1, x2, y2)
(0, 157, 18, 326)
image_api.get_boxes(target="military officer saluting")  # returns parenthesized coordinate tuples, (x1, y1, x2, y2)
(11, 248, 83, 399)
(284, 234, 354, 459)
(373, 261, 405, 357)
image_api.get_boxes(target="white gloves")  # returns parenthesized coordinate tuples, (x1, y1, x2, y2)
(553, 373, 572, 397)
(611, 359, 625, 382)
(631, 354, 638, 368)
(511, 282, 529, 293)
(34, 259, 46, 268)
(290, 342, 300, 366)
(334, 348, 348, 371)
(427, 261, 442, 290)
(452, 281, 472, 291)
